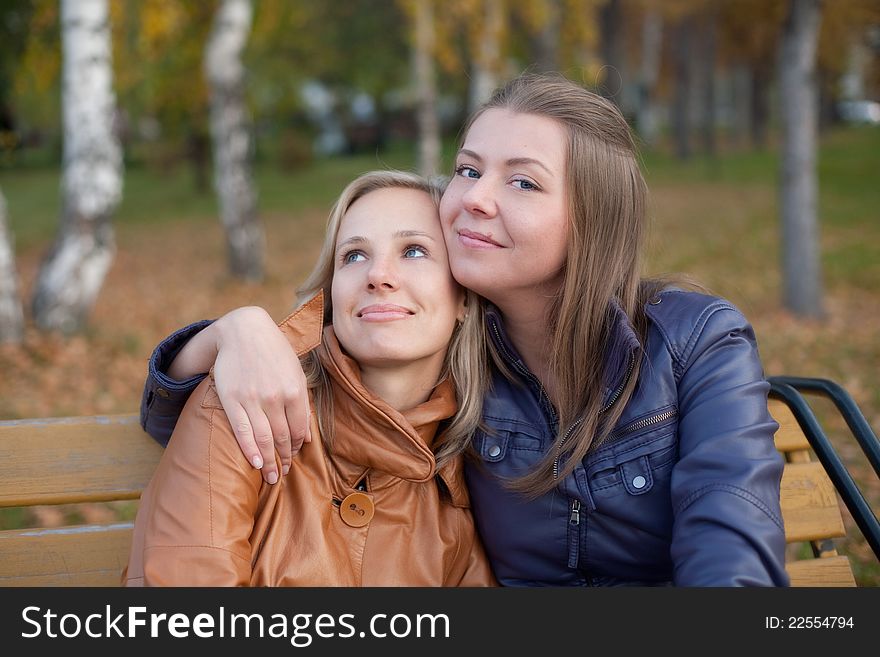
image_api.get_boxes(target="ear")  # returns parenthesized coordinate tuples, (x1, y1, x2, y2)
(456, 291, 468, 324)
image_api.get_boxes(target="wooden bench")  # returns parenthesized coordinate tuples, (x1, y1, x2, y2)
(0, 414, 161, 586)
(0, 402, 869, 587)
(771, 398, 857, 586)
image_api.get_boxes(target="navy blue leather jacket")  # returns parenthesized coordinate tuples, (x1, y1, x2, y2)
(140, 290, 788, 587)
(469, 290, 788, 586)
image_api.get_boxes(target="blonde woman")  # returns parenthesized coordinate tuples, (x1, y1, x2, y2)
(125, 171, 495, 586)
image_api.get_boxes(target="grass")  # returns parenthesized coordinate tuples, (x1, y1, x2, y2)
(1, 125, 878, 584)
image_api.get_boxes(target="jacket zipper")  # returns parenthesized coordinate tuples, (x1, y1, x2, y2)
(491, 321, 558, 426)
(609, 408, 678, 441)
(567, 499, 581, 568)
(553, 352, 636, 479)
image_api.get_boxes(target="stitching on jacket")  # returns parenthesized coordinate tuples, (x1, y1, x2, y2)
(674, 483, 784, 530)
(207, 408, 215, 547)
(145, 544, 252, 564)
(648, 292, 738, 381)
(679, 303, 737, 369)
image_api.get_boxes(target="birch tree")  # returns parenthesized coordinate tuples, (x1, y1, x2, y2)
(414, 0, 440, 178)
(468, 0, 505, 112)
(779, 0, 823, 317)
(205, 0, 264, 281)
(0, 186, 24, 343)
(32, 0, 122, 334)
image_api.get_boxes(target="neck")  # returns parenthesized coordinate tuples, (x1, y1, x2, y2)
(359, 357, 445, 412)
(492, 291, 559, 403)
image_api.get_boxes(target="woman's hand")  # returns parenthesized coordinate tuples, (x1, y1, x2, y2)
(168, 306, 311, 484)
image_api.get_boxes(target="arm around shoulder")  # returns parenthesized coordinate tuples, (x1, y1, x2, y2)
(140, 320, 216, 446)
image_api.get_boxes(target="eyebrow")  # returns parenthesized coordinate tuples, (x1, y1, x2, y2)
(336, 230, 437, 252)
(457, 149, 554, 176)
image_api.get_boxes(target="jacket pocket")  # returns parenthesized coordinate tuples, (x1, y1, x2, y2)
(585, 406, 678, 494)
(476, 417, 546, 463)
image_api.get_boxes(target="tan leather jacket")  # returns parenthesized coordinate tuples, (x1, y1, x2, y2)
(124, 293, 496, 586)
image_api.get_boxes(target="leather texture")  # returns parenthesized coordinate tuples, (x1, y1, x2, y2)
(466, 289, 789, 587)
(126, 293, 496, 587)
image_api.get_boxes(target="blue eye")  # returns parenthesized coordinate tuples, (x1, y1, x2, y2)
(342, 251, 366, 264)
(512, 178, 538, 191)
(455, 164, 480, 179)
(404, 246, 428, 258)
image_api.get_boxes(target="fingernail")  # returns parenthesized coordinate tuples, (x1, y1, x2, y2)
(251, 455, 263, 469)
(282, 464, 290, 475)
(267, 472, 278, 485)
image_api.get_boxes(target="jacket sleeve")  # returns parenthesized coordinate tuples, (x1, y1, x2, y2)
(140, 320, 214, 446)
(129, 380, 264, 586)
(668, 302, 789, 586)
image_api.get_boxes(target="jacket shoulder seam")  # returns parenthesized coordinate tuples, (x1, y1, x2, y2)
(649, 293, 739, 379)
(674, 482, 785, 530)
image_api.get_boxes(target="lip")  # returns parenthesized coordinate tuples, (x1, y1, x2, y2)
(458, 228, 504, 249)
(357, 304, 415, 321)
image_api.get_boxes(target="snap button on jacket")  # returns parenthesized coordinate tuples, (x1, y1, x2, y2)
(124, 293, 496, 587)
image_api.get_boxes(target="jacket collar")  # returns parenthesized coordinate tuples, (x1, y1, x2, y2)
(485, 297, 641, 409)
(278, 292, 469, 507)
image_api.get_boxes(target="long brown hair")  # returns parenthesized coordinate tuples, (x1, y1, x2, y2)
(467, 73, 671, 497)
(294, 170, 489, 470)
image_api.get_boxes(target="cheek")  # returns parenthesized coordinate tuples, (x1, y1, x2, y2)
(439, 188, 459, 227)
(330, 279, 352, 325)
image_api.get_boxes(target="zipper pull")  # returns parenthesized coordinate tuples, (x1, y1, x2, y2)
(569, 499, 581, 525)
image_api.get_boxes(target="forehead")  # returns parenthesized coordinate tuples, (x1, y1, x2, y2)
(338, 186, 439, 237)
(463, 109, 567, 166)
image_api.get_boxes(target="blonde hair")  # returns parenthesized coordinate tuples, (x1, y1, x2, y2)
(295, 170, 488, 470)
(465, 73, 673, 497)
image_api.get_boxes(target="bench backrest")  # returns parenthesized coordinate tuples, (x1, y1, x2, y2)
(0, 415, 162, 586)
(0, 405, 857, 586)
(771, 399, 856, 586)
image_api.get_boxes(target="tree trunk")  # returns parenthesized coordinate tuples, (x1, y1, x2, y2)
(0, 186, 24, 343)
(698, 6, 718, 157)
(636, 8, 662, 145)
(671, 17, 694, 160)
(750, 62, 771, 150)
(779, 0, 823, 317)
(469, 0, 504, 113)
(599, 0, 624, 105)
(205, 0, 264, 281)
(530, 0, 561, 74)
(32, 0, 122, 334)
(414, 0, 440, 178)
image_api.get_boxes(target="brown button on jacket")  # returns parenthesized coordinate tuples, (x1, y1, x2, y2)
(124, 293, 497, 586)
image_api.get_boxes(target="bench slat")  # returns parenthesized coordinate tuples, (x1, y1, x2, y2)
(0, 523, 134, 586)
(0, 415, 163, 507)
(770, 399, 812, 453)
(779, 461, 847, 543)
(785, 555, 856, 587)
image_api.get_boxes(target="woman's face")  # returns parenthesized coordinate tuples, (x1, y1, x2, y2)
(331, 186, 464, 371)
(439, 109, 570, 304)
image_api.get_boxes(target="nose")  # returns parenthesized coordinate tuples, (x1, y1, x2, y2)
(460, 175, 497, 219)
(366, 254, 399, 291)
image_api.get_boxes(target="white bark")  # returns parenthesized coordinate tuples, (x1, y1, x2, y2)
(414, 0, 440, 178)
(32, 0, 122, 334)
(205, 0, 264, 281)
(0, 187, 24, 343)
(469, 0, 504, 113)
(779, 0, 823, 317)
